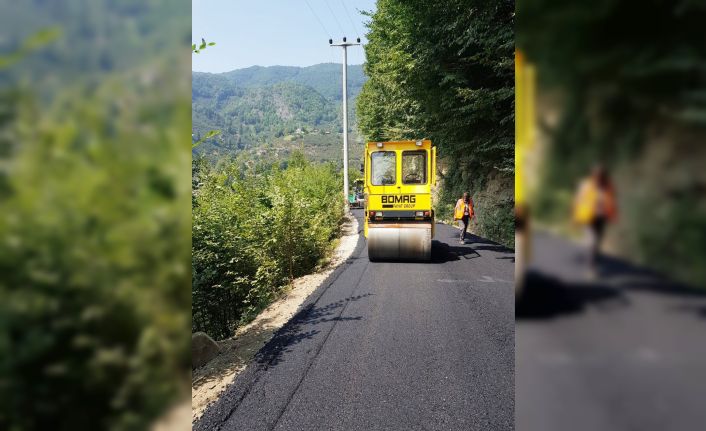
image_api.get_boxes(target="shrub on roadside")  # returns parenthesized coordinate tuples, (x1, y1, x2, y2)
(0, 72, 191, 430)
(192, 152, 344, 340)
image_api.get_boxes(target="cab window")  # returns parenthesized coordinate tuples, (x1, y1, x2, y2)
(402, 151, 427, 184)
(370, 151, 396, 185)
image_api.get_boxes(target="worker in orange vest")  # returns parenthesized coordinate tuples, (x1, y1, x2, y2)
(572, 164, 618, 268)
(454, 192, 475, 243)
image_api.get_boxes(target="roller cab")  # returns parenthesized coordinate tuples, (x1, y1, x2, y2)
(363, 140, 436, 261)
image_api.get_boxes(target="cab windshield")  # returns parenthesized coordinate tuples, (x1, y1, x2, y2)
(402, 151, 427, 184)
(370, 151, 396, 185)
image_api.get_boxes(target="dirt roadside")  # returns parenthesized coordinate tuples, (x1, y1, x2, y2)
(189, 212, 360, 422)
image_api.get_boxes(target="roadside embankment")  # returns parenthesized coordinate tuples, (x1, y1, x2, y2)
(191, 212, 359, 421)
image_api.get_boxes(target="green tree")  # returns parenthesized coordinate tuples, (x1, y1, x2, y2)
(357, 0, 514, 245)
(192, 153, 344, 339)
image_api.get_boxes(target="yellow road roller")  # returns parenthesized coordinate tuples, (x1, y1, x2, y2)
(363, 139, 436, 261)
(515, 50, 536, 298)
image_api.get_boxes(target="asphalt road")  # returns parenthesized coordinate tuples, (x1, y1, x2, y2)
(516, 232, 706, 431)
(195, 209, 514, 431)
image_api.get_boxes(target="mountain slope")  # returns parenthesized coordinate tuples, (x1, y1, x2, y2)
(221, 63, 366, 101)
(192, 64, 366, 162)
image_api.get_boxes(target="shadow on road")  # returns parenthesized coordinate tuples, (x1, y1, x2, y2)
(516, 269, 628, 319)
(430, 232, 514, 263)
(254, 293, 372, 367)
(670, 303, 706, 319)
(597, 254, 706, 298)
(431, 240, 481, 262)
(466, 233, 515, 253)
(463, 233, 515, 253)
(519, 232, 706, 320)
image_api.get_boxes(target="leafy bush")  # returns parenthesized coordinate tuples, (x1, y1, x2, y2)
(192, 152, 344, 340)
(0, 71, 191, 430)
(0, 2, 191, 429)
(356, 0, 514, 247)
(434, 187, 514, 248)
(473, 196, 515, 248)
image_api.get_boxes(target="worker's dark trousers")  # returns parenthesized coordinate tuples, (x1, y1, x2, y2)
(587, 216, 607, 265)
(460, 215, 470, 241)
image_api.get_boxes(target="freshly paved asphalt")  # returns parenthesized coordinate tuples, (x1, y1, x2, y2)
(195, 209, 514, 431)
(516, 232, 706, 431)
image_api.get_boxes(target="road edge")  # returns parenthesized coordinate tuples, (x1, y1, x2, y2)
(192, 211, 366, 426)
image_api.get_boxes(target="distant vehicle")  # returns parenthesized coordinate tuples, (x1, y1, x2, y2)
(348, 179, 365, 209)
(363, 140, 436, 261)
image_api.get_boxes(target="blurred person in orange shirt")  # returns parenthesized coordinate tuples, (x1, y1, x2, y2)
(454, 192, 476, 243)
(573, 165, 618, 272)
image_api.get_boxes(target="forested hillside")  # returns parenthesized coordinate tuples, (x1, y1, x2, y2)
(357, 0, 514, 246)
(221, 64, 366, 101)
(192, 63, 366, 163)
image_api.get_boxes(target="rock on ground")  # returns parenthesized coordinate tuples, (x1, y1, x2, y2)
(192, 332, 221, 369)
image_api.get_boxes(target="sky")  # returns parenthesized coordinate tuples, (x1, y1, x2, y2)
(192, 0, 376, 72)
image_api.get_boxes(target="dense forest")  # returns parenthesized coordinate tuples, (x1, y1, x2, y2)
(0, 1, 191, 429)
(517, 0, 706, 286)
(192, 63, 366, 162)
(357, 0, 515, 246)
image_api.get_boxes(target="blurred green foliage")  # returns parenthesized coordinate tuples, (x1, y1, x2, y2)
(192, 152, 345, 340)
(517, 0, 706, 199)
(356, 0, 515, 246)
(0, 0, 191, 429)
(518, 0, 706, 286)
(517, 0, 706, 121)
(0, 27, 62, 69)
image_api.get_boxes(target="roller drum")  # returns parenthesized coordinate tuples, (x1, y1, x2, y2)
(368, 224, 432, 261)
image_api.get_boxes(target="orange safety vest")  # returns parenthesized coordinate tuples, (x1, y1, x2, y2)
(454, 198, 473, 220)
(573, 178, 617, 224)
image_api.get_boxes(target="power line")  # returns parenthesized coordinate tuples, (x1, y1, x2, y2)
(340, 0, 361, 39)
(303, 0, 331, 38)
(324, 0, 346, 36)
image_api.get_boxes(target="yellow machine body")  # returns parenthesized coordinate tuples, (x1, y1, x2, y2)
(515, 50, 536, 297)
(363, 140, 436, 261)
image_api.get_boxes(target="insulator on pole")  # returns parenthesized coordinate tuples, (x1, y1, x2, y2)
(329, 38, 333, 44)
(343, 36, 347, 42)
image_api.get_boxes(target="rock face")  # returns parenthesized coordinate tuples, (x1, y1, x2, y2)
(192, 332, 221, 369)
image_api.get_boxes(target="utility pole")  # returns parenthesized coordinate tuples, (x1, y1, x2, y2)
(330, 37, 360, 207)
